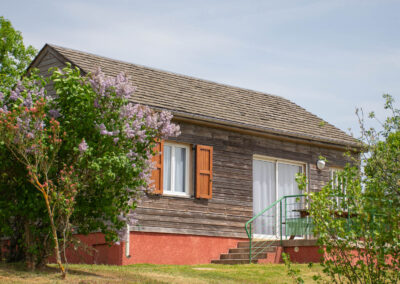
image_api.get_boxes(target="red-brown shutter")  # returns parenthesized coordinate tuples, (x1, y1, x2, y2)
(196, 145, 213, 199)
(151, 141, 164, 194)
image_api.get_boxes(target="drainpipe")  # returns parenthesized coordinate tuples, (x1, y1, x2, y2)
(125, 224, 131, 258)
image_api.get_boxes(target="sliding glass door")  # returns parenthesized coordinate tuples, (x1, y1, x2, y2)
(253, 157, 304, 238)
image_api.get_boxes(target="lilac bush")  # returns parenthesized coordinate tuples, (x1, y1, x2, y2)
(50, 64, 180, 244)
(0, 65, 180, 276)
(0, 77, 73, 278)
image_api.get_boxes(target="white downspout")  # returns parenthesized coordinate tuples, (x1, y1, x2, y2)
(125, 224, 131, 258)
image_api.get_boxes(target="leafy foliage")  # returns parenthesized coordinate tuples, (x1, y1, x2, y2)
(0, 73, 72, 277)
(0, 17, 47, 269)
(0, 17, 37, 93)
(50, 65, 180, 242)
(0, 61, 180, 277)
(282, 252, 305, 284)
(0, 84, 52, 269)
(297, 95, 400, 283)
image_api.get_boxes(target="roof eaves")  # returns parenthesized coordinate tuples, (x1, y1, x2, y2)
(143, 104, 360, 149)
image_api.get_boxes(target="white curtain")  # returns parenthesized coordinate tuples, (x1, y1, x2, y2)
(253, 160, 302, 236)
(277, 163, 302, 235)
(174, 147, 186, 193)
(277, 163, 302, 199)
(163, 145, 172, 192)
(253, 160, 276, 235)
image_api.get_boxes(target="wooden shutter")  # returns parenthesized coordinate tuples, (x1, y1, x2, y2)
(196, 145, 213, 199)
(151, 141, 164, 194)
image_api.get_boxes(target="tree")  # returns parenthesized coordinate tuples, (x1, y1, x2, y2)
(0, 64, 180, 277)
(50, 65, 180, 243)
(0, 17, 181, 277)
(0, 16, 43, 268)
(0, 16, 37, 92)
(296, 95, 400, 283)
(0, 76, 75, 278)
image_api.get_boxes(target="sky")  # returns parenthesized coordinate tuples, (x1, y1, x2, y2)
(3, 0, 400, 136)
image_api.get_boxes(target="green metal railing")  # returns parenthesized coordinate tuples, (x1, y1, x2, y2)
(245, 194, 309, 263)
(245, 194, 355, 263)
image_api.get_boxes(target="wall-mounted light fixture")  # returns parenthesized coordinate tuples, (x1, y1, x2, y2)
(317, 159, 326, 170)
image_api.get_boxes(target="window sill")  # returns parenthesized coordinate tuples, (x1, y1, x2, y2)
(162, 192, 191, 198)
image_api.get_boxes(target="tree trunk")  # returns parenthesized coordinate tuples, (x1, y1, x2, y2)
(7, 218, 25, 263)
(43, 193, 66, 279)
(24, 222, 35, 270)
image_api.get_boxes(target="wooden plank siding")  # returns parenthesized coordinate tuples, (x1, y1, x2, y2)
(33, 50, 351, 239)
(32, 49, 65, 98)
(134, 122, 350, 238)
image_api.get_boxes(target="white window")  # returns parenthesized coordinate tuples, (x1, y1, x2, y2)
(163, 142, 190, 196)
(331, 168, 346, 208)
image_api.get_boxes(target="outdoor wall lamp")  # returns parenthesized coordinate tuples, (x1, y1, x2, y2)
(317, 159, 326, 170)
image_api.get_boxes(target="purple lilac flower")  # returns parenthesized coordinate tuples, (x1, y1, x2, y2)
(34, 120, 45, 131)
(127, 150, 137, 158)
(88, 67, 181, 195)
(37, 87, 45, 98)
(89, 68, 136, 100)
(49, 109, 61, 118)
(145, 113, 158, 129)
(158, 111, 181, 138)
(97, 123, 113, 136)
(79, 139, 89, 153)
(9, 91, 20, 101)
(15, 81, 24, 92)
(115, 73, 136, 99)
(23, 93, 33, 107)
(26, 132, 35, 139)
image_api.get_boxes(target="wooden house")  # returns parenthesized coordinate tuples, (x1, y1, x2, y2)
(30, 44, 359, 265)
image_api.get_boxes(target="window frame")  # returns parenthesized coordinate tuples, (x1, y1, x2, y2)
(163, 142, 191, 197)
(252, 154, 308, 238)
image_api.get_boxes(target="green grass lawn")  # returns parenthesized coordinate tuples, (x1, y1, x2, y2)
(0, 262, 323, 284)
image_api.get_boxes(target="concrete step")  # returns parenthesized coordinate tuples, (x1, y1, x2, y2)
(211, 259, 258, 265)
(211, 240, 283, 265)
(229, 246, 276, 254)
(220, 252, 268, 260)
(237, 241, 280, 248)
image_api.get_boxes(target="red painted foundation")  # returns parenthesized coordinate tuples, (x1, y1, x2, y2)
(3, 232, 392, 266)
(123, 232, 245, 265)
(64, 232, 323, 265)
(61, 234, 394, 266)
(3, 232, 327, 265)
(283, 246, 322, 263)
(65, 232, 245, 265)
(60, 233, 123, 265)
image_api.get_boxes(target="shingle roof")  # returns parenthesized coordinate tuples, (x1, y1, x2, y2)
(45, 44, 358, 147)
